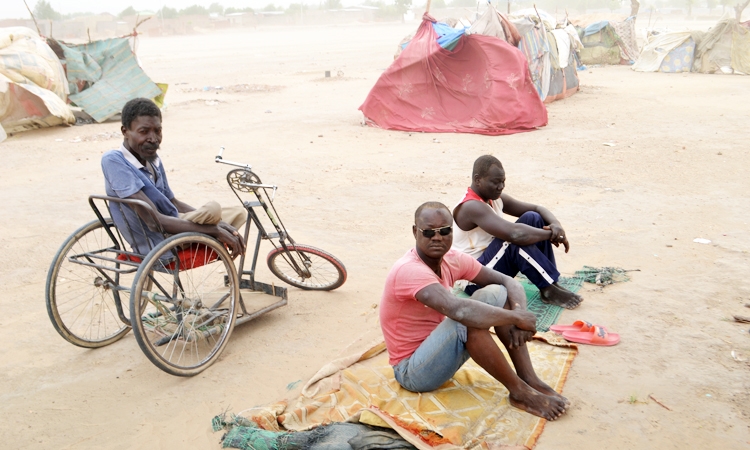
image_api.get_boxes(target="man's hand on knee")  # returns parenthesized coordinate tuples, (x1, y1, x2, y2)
(214, 225, 245, 257)
(506, 325, 535, 349)
(543, 224, 570, 253)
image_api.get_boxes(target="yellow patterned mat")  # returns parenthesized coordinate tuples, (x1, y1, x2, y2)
(239, 332, 577, 450)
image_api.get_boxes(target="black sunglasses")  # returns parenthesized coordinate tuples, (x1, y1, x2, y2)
(418, 226, 452, 238)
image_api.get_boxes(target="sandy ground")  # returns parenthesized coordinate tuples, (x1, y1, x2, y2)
(1, 21, 750, 449)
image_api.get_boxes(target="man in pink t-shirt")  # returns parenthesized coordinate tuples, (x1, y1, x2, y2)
(380, 202, 568, 421)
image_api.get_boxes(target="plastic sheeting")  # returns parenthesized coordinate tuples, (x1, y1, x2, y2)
(583, 21, 610, 37)
(431, 22, 467, 50)
(63, 38, 162, 122)
(359, 15, 547, 136)
(0, 27, 74, 139)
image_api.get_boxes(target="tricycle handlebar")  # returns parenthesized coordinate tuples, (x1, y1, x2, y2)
(215, 147, 252, 170)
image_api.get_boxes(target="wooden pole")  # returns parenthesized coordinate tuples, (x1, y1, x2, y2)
(22, 0, 42, 36)
(533, 4, 545, 30)
(426, 0, 432, 14)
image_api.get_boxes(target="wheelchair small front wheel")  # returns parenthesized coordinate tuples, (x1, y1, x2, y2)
(266, 244, 347, 291)
(46, 219, 132, 348)
(130, 233, 239, 377)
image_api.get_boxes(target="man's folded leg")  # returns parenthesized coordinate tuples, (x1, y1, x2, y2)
(180, 201, 222, 225)
(476, 211, 560, 289)
(471, 213, 581, 308)
(179, 201, 247, 229)
(392, 285, 507, 392)
(219, 205, 248, 229)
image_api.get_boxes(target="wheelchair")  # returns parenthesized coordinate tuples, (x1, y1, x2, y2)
(46, 151, 346, 376)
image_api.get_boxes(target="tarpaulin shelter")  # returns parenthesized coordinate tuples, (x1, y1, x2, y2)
(576, 17, 639, 65)
(512, 14, 580, 103)
(52, 37, 163, 122)
(632, 19, 750, 75)
(694, 19, 750, 74)
(359, 13, 547, 136)
(632, 31, 697, 73)
(0, 27, 75, 141)
(0, 24, 164, 142)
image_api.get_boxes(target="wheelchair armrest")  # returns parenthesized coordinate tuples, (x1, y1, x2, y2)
(89, 195, 167, 236)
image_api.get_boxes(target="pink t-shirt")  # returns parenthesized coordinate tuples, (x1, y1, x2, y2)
(380, 248, 482, 366)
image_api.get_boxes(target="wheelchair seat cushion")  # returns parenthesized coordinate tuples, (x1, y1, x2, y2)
(116, 243, 220, 271)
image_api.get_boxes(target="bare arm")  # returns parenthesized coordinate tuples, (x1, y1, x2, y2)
(455, 200, 552, 246)
(502, 194, 569, 253)
(471, 266, 535, 348)
(127, 191, 244, 255)
(415, 282, 536, 331)
(170, 197, 195, 214)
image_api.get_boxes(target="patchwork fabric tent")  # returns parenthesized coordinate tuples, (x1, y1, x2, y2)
(360, 13, 547, 135)
(0, 26, 163, 142)
(632, 31, 696, 72)
(0, 27, 75, 140)
(576, 17, 639, 65)
(512, 15, 581, 103)
(694, 19, 750, 74)
(633, 19, 750, 74)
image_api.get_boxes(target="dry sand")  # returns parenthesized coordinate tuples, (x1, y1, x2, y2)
(1, 21, 749, 449)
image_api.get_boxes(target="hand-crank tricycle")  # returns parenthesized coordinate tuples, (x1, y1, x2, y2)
(45, 149, 346, 376)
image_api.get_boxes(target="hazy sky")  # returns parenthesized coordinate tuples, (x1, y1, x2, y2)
(2, 0, 374, 20)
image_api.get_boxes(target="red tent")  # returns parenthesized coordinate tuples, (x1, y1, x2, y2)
(359, 14, 548, 136)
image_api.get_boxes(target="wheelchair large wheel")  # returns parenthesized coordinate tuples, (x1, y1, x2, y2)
(46, 219, 132, 348)
(266, 244, 347, 291)
(130, 233, 238, 376)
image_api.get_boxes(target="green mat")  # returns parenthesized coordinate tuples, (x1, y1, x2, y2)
(454, 275, 584, 332)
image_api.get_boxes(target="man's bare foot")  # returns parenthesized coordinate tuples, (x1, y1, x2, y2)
(540, 284, 583, 309)
(522, 375, 570, 407)
(508, 383, 568, 421)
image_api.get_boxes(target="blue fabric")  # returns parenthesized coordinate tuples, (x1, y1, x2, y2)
(392, 285, 507, 392)
(583, 21, 610, 37)
(400, 22, 467, 51)
(470, 212, 560, 292)
(101, 149, 177, 254)
(660, 38, 695, 73)
(432, 22, 467, 49)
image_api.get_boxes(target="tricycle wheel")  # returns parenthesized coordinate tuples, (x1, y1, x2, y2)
(46, 219, 132, 348)
(130, 233, 238, 376)
(266, 244, 347, 291)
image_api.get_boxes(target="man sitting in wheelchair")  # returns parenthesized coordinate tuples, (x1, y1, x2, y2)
(101, 98, 245, 257)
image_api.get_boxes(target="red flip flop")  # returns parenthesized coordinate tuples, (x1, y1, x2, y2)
(549, 320, 600, 334)
(562, 326, 620, 346)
